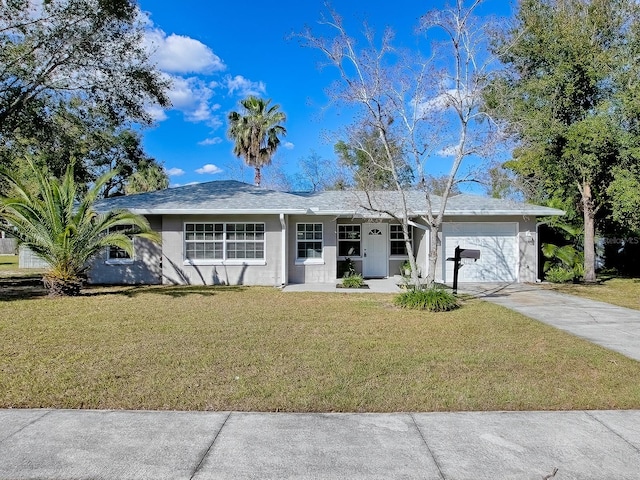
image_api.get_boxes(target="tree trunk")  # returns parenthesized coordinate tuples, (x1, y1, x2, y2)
(581, 181, 597, 283)
(425, 224, 439, 287)
(254, 167, 261, 187)
(43, 277, 82, 297)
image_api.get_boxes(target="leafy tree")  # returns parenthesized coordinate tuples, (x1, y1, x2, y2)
(0, 0, 169, 132)
(295, 151, 347, 192)
(227, 96, 287, 187)
(334, 131, 413, 190)
(486, 0, 640, 282)
(124, 160, 170, 195)
(0, 159, 160, 296)
(607, 166, 640, 233)
(0, 0, 170, 194)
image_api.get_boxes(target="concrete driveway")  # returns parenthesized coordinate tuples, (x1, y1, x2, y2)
(461, 283, 640, 362)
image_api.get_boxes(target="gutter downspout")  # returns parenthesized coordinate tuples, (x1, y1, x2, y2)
(280, 213, 288, 286)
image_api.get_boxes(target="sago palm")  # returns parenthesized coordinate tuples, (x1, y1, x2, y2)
(227, 96, 287, 186)
(0, 159, 160, 296)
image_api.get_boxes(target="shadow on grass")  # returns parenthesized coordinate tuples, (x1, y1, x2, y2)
(81, 284, 248, 298)
(0, 275, 48, 301)
(0, 273, 248, 301)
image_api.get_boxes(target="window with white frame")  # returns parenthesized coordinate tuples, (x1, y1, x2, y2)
(390, 224, 412, 256)
(338, 224, 361, 257)
(185, 222, 264, 261)
(296, 223, 323, 259)
(107, 225, 134, 261)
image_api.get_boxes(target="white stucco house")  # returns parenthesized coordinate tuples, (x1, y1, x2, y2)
(88, 180, 564, 286)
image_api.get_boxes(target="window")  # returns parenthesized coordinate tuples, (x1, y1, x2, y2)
(338, 224, 361, 257)
(390, 224, 412, 256)
(297, 223, 323, 259)
(185, 223, 264, 261)
(107, 225, 134, 261)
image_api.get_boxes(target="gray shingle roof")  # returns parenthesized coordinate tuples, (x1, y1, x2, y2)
(96, 180, 564, 217)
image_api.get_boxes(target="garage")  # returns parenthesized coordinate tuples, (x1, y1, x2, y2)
(442, 222, 518, 283)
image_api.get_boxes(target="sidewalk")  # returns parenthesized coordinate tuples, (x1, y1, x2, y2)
(2, 409, 640, 479)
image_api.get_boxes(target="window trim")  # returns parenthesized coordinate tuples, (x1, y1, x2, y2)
(389, 224, 412, 258)
(337, 223, 362, 259)
(183, 221, 266, 265)
(105, 226, 135, 265)
(295, 222, 324, 265)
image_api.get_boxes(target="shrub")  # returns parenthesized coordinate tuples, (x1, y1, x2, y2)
(545, 266, 575, 283)
(342, 273, 365, 288)
(394, 286, 459, 312)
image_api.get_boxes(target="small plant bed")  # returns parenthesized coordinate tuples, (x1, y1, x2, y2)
(339, 273, 367, 289)
(394, 285, 459, 312)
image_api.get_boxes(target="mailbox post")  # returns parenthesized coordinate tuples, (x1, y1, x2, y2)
(446, 246, 480, 294)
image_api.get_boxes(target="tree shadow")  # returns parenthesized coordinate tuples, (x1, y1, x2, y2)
(0, 275, 48, 301)
(80, 284, 247, 298)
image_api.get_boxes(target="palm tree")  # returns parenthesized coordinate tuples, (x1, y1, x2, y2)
(0, 159, 160, 296)
(227, 96, 287, 186)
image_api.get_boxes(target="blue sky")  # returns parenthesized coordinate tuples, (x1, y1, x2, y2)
(137, 0, 515, 190)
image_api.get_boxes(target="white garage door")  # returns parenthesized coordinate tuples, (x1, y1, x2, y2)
(442, 222, 518, 283)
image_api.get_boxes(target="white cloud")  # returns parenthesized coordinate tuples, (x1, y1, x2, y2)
(437, 144, 461, 157)
(165, 75, 221, 123)
(283, 141, 294, 150)
(146, 104, 168, 122)
(145, 29, 226, 74)
(166, 167, 185, 176)
(198, 137, 223, 146)
(414, 88, 477, 118)
(226, 75, 266, 97)
(196, 164, 223, 175)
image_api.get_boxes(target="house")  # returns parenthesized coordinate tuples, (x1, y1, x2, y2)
(89, 180, 564, 286)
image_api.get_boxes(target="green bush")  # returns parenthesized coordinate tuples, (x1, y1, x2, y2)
(342, 273, 365, 288)
(394, 286, 459, 312)
(545, 266, 575, 283)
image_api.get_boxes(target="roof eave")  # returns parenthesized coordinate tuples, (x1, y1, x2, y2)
(112, 208, 310, 215)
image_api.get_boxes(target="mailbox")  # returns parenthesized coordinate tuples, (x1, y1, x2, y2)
(446, 246, 481, 294)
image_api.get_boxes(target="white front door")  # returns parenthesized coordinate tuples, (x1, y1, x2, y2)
(363, 223, 388, 278)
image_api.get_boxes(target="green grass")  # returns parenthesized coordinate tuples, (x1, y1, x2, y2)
(0, 254, 18, 271)
(546, 277, 640, 311)
(2, 286, 640, 412)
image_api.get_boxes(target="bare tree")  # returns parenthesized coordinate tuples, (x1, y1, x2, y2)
(299, 1, 499, 286)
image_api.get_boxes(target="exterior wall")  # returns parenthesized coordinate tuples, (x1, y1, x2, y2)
(18, 245, 50, 268)
(87, 216, 163, 285)
(288, 215, 337, 283)
(161, 214, 283, 286)
(0, 238, 17, 255)
(437, 215, 539, 283)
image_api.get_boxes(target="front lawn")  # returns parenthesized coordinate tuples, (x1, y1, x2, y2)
(2, 286, 640, 412)
(0, 254, 18, 271)
(546, 277, 640, 311)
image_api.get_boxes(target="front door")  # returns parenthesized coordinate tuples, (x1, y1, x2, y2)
(363, 223, 388, 278)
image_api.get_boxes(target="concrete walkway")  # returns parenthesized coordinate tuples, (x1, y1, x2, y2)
(4, 283, 640, 479)
(1, 409, 640, 479)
